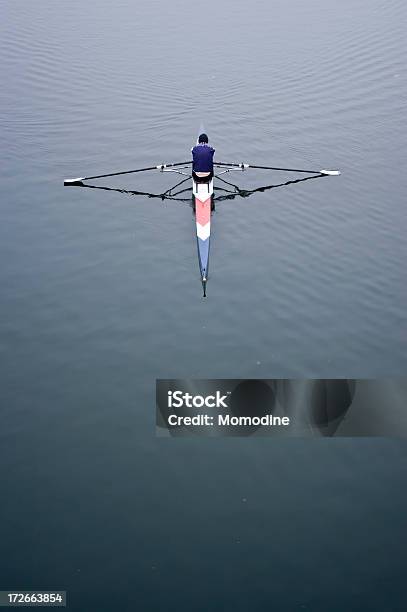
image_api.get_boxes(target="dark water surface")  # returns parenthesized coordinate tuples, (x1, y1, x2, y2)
(1, 0, 406, 610)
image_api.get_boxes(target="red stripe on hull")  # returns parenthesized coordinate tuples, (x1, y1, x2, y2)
(195, 198, 211, 227)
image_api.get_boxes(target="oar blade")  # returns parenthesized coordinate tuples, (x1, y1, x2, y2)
(64, 178, 85, 186)
(320, 169, 341, 176)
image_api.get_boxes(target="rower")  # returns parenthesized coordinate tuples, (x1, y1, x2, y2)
(192, 134, 215, 183)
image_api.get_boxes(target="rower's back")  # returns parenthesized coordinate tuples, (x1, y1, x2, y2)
(192, 133, 215, 174)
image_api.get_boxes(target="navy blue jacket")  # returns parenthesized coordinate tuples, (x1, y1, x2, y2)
(192, 144, 215, 172)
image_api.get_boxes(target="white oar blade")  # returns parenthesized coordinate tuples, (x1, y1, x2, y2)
(64, 177, 85, 186)
(320, 169, 341, 176)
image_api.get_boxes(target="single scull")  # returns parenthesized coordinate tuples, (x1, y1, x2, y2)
(64, 138, 340, 296)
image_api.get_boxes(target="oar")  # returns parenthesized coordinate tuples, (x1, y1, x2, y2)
(64, 161, 192, 186)
(214, 162, 340, 176)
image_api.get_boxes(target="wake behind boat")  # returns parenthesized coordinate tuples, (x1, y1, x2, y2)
(64, 136, 340, 297)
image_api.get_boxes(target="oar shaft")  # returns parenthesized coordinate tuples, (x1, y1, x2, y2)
(250, 164, 323, 173)
(215, 162, 340, 176)
(81, 161, 191, 181)
(215, 162, 322, 174)
(83, 166, 157, 180)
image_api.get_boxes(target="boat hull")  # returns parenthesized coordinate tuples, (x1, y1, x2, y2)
(193, 178, 213, 296)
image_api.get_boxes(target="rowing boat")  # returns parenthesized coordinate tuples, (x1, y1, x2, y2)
(64, 138, 340, 297)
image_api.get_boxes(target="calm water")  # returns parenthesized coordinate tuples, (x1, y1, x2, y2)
(1, 0, 406, 610)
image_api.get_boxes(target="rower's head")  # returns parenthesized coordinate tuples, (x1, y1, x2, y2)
(198, 133, 209, 144)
